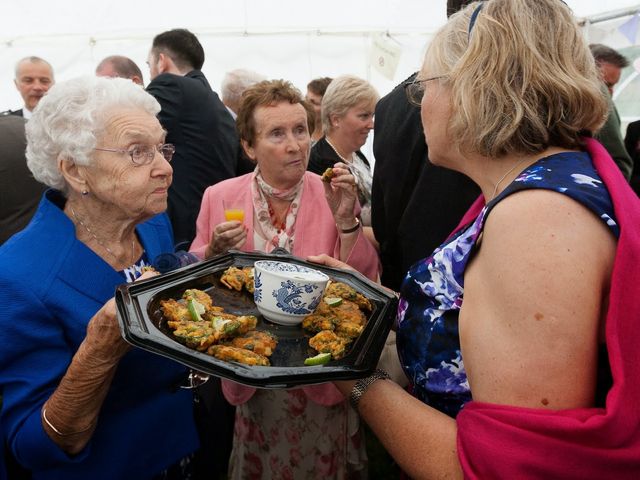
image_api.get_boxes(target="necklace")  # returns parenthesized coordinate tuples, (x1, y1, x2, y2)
(491, 158, 528, 200)
(325, 136, 354, 164)
(69, 206, 136, 266)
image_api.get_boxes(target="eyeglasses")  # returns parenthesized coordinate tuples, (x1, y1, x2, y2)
(94, 143, 175, 166)
(404, 76, 446, 107)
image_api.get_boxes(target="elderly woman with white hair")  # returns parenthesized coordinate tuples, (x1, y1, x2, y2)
(0, 76, 203, 479)
(308, 75, 379, 231)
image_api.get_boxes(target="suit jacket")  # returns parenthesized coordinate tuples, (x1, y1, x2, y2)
(308, 136, 370, 175)
(191, 171, 379, 280)
(594, 89, 633, 181)
(372, 73, 480, 290)
(0, 115, 46, 245)
(0, 191, 199, 479)
(0, 109, 23, 117)
(147, 70, 238, 249)
(624, 120, 640, 196)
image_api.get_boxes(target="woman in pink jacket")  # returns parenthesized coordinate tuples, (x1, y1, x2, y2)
(190, 79, 379, 479)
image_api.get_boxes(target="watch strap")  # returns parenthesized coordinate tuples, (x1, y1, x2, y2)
(349, 368, 391, 411)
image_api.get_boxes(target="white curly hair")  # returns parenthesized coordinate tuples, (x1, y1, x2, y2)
(26, 76, 161, 192)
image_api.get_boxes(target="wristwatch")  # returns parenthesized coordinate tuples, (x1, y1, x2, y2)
(349, 368, 391, 411)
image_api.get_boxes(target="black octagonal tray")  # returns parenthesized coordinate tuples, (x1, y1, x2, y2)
(115, 250, 397, 388)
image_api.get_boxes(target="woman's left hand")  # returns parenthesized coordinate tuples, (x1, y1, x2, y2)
(323, 162, 359, 229)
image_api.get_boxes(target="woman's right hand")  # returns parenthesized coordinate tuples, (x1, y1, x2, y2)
(83, 298, 130, 362)
(84, 269, 161, 362)
(205, 221, 247, 258)
(307, 253, 356, 272)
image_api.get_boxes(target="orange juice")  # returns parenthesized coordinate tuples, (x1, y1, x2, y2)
(224, 209, 245, 222)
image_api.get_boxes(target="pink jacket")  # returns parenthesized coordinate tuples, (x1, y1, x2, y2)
(190, 172, 379, 280)
(190, 172, 380, 406)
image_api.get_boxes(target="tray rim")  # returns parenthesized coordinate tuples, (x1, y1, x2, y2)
(116, 250, 397, 388)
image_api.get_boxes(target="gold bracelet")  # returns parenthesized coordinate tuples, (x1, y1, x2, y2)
(42, 407, 95, 437)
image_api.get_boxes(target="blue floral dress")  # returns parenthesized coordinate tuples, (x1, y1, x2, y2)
(396, 151, 619, 418)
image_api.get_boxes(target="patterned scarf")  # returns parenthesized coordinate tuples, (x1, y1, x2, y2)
(251, 168, 304, 253)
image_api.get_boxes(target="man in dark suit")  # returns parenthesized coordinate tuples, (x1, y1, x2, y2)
(624, 120, 640, 195)
(372, 73, 479, 290)
(1, 56, 54, 119)
(371, 0, 481, 291)
(0, 115, 46, 245)
(146, 29, 238, 249)
(589, 43, 633, 181)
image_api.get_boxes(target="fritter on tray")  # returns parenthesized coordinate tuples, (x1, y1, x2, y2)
(160, 298, 193, 326)
(161, 288, 262, 354)
(183, 288, 215, 310)
(171, 320, 217, 350)
(220, 266, 255, 293)
(315, 298, 367, 326)
(208, 345, 270, 366)
(324, 281, 372, 312)
(242, 266, 255, 294)
(224, 330, 277, 357)
(302, 313, 336, 332)
(308, 330, 350, 360)
(220, 266, 247, 291)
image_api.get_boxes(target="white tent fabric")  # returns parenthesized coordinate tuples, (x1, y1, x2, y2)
(3, 0, 640, 148)
(2, 0, 639, 109)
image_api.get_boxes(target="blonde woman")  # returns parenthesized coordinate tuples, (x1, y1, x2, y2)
(312, 0, 640, 477)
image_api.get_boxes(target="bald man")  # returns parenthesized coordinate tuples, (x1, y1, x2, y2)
(1, 56, 54, 119)
(96, 55, 144, 86)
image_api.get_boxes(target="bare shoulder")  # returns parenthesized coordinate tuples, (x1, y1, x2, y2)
(461, 189, 616, 410)
(483, 188, 616, 264)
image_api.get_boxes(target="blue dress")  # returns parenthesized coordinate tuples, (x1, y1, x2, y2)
(396, 152, 619, 418)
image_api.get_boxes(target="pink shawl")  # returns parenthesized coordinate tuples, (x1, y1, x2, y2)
(456, 138, 640, 478)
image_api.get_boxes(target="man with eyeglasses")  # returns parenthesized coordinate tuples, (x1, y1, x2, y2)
(589, 43, 634, 182)
(146, 28, 238, 251)
(1, 56, 54, 119)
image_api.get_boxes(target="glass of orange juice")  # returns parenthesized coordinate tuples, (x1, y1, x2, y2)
(223, 199, 245, 222)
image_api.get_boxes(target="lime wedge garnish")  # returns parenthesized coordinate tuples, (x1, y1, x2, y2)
(324, 297, 343, 307)
(304, 352, 332, 366)
(187, 299, 205, 322)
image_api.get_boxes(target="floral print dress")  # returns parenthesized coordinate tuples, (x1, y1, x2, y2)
(396, 151, 619, 418)
(228, 389, 365, 480)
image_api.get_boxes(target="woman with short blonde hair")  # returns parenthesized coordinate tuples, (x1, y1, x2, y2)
(309, 75, 379, 231)
(312, 1, 640, 477)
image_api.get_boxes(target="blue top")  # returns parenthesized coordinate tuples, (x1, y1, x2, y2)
(396, 152, 619, 418)
(0, 190, 199, 479)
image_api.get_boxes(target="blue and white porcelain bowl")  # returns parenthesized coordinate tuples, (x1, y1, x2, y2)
(253, 260, 329, 326)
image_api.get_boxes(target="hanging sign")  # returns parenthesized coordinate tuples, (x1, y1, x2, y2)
(370, 33, 402, 81)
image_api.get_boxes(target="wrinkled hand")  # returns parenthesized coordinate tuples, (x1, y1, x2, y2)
(205, 221, 247, 258)
(307, 253, 356, 272)
(323, 163, 358, 228)
(84, 298, 130, 363)
(84, 270, 159, 363)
